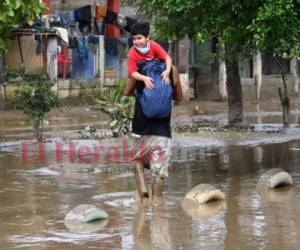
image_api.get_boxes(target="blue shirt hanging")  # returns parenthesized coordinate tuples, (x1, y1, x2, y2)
(72, 36, 95, 80)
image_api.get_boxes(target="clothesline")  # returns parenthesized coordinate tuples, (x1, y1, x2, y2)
(14, 29, 57, 36)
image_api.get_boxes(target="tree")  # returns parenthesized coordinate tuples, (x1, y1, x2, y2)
(125, 0, 300, 125)
(13, 69, 59, 141)
(0, 0, 45, 52)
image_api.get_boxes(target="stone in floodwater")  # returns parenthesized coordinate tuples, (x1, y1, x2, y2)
(184, 184, 225, 204)
(64, 218, 109, 233)
(257, 168, 293, 189)
(181, 199, 226, 219)
(64, 204, 109, 223)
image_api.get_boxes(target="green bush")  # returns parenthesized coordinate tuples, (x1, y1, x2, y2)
(94, 80, 135, 137)
(13, 69, 59, 141)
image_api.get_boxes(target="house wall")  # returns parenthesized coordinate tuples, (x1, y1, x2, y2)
(6, 35, 44, 70)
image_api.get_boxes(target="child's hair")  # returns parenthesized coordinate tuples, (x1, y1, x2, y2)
(130, 22, 150, 37)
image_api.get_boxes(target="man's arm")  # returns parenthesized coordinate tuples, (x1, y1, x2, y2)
(124, 77, 137, 96)
(161, 55, 172, 84)
(165, 55, 172, 73)
(172, 65, 183, 101)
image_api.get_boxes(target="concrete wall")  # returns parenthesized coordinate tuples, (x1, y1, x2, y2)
(242, 75, 296, 101)
(195, 75, 297, 101)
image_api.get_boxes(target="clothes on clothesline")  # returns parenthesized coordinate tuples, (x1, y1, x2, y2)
(74, 5, 92, 25)
(96, 4, 107, 20)
(72, 36, 99, 80)
(53, 10, 75, 28)
(105, 37, 119, 56)
(53, 27, 69, 44)
(52, 4, 139, 35)
(105, 9, 118, 25)
(88, 36, 100, 44)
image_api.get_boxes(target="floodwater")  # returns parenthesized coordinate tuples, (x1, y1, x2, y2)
(1, 98, 300, 249)
(1, 136, 300, 249)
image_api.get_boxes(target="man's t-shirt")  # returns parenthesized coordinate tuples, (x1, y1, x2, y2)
(127, 40, 168, 77)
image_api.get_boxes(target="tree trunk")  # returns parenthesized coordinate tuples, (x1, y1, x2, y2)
(0, 51, 4, 84)
(290, 58, 299, 94)
(278, 73, 290, 125)
(211, 37, 219, 86)
(219, 44, 227, 99)
(253, 52, 262, 99)
(170, 40, 179, 68)
(225, 58, 243, 125)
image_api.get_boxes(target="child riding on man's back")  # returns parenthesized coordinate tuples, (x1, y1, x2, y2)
(127, 22, 172, 89)
(124, 21, 183, 204)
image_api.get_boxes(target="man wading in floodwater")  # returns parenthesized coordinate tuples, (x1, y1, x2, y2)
(124, 21, 183, 204)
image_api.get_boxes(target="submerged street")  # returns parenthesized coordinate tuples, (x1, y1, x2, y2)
(1, 99, 300, 249)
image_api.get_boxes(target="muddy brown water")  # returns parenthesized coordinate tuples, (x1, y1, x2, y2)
(1, 137, 300, 249)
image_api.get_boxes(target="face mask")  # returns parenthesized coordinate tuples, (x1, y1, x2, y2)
(135, 42, 150, 54)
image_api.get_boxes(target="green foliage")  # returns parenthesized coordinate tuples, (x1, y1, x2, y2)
(13, 69, 59, 141)
(94, 80, 135, 137)
(0, 0, 46, 51)
(124, 0, 300, 60)
(248, 0, 300, 59)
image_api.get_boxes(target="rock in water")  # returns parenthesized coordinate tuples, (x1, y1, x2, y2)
(181, 199, 226, 219)
(257, 168, 293, 189)
(64, 204, 109, 223)
(64, 219, 109, 233)
(184, 184, 225, 204)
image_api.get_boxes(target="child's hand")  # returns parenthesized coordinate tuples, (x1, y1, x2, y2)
(161, 70, 170, 84)
(143, 76, 154, 89)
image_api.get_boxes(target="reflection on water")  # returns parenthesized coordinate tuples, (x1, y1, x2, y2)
(1, 139, 300, 249)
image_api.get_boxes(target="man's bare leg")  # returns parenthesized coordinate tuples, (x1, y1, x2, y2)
(133, 162, 149, 203)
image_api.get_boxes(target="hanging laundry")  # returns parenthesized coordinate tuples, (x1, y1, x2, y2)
(54, 10, 75, 27)
(116, 14, 127, 28)
(72, 36, 95, 80)
(79, 22, 91, 34)
(57, 44, 71, 78)
(105, 37, 119, 56)
(74, 5, 92, 25)
(49, 15, 61, 27)
(53, 27, 69, 45)
(96, 4, 107, 20)
(124, 17, 138, 32)
(88, 36, 100, 44)
(105, 9, 118, 25)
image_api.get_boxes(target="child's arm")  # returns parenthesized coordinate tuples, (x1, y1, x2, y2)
(131, 72, 154, 89)
(124, 77, 137, 96)
(128, 54, 154, 89)
(152, 40, 172, 84)
(161, 54, 172, 84)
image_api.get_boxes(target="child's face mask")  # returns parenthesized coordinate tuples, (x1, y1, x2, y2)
(135, 42, 150, 54)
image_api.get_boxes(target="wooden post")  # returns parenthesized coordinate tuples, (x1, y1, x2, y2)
(46, 36, 57, 81)
(253, 52, 262, 99)
(219, 43, 227, 99)
(290, 58, 299, 94)
(98, 35, 105, 88)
